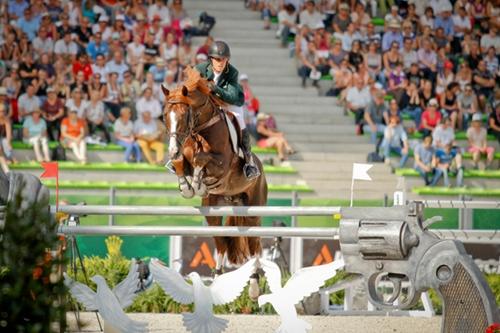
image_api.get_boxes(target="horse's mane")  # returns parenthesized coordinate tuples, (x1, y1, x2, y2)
(168, 67, 225, 108)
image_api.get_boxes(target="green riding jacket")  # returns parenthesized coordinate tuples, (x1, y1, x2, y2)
(194, 61, 244, 107)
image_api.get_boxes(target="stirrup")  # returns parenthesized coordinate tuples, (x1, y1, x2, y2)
(244, 163, 261, 180)
(164, 160, 176, 174)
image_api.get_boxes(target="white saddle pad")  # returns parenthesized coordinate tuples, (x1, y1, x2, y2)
(223, 112, 243, 158)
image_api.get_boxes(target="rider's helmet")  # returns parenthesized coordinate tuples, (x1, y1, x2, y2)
(208, 41, 231, 59)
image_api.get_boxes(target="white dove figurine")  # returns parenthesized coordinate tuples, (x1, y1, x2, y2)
(150, 257, 257, 333)
(258, 258, 345, 333)
(64, 259, 148, 333)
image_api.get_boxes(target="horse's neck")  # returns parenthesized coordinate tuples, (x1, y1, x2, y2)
(194, 92, 217, 125)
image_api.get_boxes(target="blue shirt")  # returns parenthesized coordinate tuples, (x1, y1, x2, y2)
(105, 61, 129, 83)
(23, 117, 46, 138)
(148, 65, 167, 83)
(86, 41, 109, 61)
(17, 16, 40, 41)
(8, 0, 28, 19)
(435, 148, 458, 165)
(382, 31, 403, 52)
(434, 16, 454, 37)
(414, 143, 434, 168)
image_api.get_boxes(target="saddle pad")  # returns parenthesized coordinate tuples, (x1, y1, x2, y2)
(223, 112, 244, 158)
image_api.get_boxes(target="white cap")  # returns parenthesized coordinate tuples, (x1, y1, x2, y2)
(239, 73, 249, 81)
(99, 16, 109, 22)
(472, 113, 483, 122)
(196, 53, 208, 61)
(314, 22, 325, 30)
(116, 14, 125, 21)
(374, 82, 383, 90)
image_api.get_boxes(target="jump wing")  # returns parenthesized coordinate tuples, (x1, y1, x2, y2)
(210, 258, 256, 305)
(283, 258, 345, 305)
(64, 272, 98, 311)
(150, 258, 194, 304)
(113, 259, 140, 309)
(259, 258, 283, 294)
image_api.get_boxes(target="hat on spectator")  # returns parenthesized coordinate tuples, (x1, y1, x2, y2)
(472, 113, 483, 122)
(135, 13, 145, 21)
(428, 98, 439, 107)
(402, 20, 412, 29)
(257, 113, 270, 121)
(0, 87, 6, 96)
(339, 3, 349, 10)
(374, 82, 383, 90)
(239, 73, 249, 81)
(46, 87, 56, 94)
(444, 61, 453, 70)
(41, 12, 49, 18)
(388, 20, 400, 29)
(116, 14, 125, 21)
(99, 16, 109, 22)
(196, 53, 208, 61)
(153, 15, 162, 22)
(156, 58, 165, 66)
(142, 86, 152, 94)
(391, 5, 398, 11)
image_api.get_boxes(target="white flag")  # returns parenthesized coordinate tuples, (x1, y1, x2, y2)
(352, 163, 373, 181)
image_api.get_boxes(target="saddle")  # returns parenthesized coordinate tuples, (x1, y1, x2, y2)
(221, 110, 244, 158)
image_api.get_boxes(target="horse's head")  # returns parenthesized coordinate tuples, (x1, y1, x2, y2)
(162, 67, 220, 159)
(162, 85, 194, 159)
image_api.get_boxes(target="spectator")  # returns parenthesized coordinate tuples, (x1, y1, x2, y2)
(348, 40, 364, 70)
(65, 88, 88, 119)
(452, 6, 471, 53)
(434, 4, 454, 42)
(417, 38, 438, 82)
(32, 26, 54, 60)
(0, 88, 12, 119)
(457, 84, 478, 129)
(405, 63, 424, 88)
(484, 46, 499, 74)
(18, 53, 38, 89)
(364, 91, 387, 144)
(473, 60, 495, 111)
(440, 82, 460, 129)
(37, 53, 56, 82)
(18, 7, 40, 41)
(351, 2, 371, 35)
(364, 41, 382, 83)
(148, 0, 171, 26)
(178, 37, 195, 67)
(298, 41, 323, 88)
(419, 79, 436, 110)
(400, 81, 422, 128)
(0, 104, 13, 163)
(467, 113, 495, 169)
(239, 74, 258, 127)
(300, 0, 324, 31)
(134, 110, 164, 165)
(436, 60, 455, 95)
(8, 0, 29, 20)
(102, 72, 122, 121)
(86, 90, 110, 143)
(69, 70, 90, 99)
(72, 53, 93, 82)
(1, 32, 21, 66)
(401, 38, 418, 71)
(120, 70, 142, 118)
(106, 50, 129, 84)
(18, 83, 41, 121)
(387, 61, 407, 105)
(420, 98, 442, 136)
(384, 5, 403, 31)
(277, 4, 297, 48)
(256, 113, 295, 164)
(346, 77, 371, 135)
(114, 107, 142, 163)
(161, 32, 178, 62)
(332, 3, 351, 33)
(54, 31, 79, 63)
(22, 109, 50, 162)
(488, 104, 500, 144)
(74, 17, 93, 49)
(414, 135, 437, 186)
(149, 58, 167, 83)
(41, 87, 64, 141)
(86, 33, 109, 61)
(433, 142, 464, 187)
(480, 24, 499, 54)
(382, 20, 403, 52)
(60, 109, 87, 164)
(136, 87, 162, 120)
(91, 53, 108, 83)
(383, 41, 403, 85)
(92, 15, 112, 41)
(381, 115, 409, 167)
(432, 116, 456, 149)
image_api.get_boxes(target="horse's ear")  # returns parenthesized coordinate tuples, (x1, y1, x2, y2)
(181, 85, 188, 96)
(161, 84, 169, 97)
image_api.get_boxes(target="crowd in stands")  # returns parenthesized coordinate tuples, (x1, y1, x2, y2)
(0, 0, 227, 172)
(248, 0, 499, 187)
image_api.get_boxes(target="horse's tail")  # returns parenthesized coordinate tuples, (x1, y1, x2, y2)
(225, 216, 262, 264)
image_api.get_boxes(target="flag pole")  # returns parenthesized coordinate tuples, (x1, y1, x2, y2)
(350, 176, 354, 207)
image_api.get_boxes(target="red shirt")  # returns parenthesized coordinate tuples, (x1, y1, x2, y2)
(72, 62, 93, 81)
(420, 109, 442, 130)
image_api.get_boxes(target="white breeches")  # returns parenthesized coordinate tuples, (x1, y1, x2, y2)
(228, 105, 246, 130)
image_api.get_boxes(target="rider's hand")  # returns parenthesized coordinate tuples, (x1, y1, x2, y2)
(207, 80, 217, 92)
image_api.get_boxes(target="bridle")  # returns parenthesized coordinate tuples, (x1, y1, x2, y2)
(165, 94, 220, 150)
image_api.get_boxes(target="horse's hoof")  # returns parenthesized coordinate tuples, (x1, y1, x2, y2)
(180, 186, 195, 199)
(248, 275, 260, 301)
(194, 184, 208, 197)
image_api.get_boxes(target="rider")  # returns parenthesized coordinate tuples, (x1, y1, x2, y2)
(194, 40, 261, 180)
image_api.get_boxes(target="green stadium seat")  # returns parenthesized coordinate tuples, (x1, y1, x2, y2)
(412, 186, 500, 197)
(396, 168, 500, 178)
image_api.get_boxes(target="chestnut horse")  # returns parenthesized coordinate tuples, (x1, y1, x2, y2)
(162, 67, 268, 273)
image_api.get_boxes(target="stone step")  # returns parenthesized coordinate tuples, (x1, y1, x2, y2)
(265, 104, 344, 116)
(240, 76, 301, 87)
(232, 65, 298, 77)
(292, 142, 375, 153)
(214, 29, 276, 40)
(251, 86, 319, 97)
(278, 123, 356, 135)
(258, 96, 336, 106)
(274, 116, 353, 126)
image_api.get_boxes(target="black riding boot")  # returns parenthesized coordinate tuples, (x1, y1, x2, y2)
(241, 129, 261, 180)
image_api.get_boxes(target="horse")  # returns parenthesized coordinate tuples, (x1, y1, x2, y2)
(161, 67, 268, 282)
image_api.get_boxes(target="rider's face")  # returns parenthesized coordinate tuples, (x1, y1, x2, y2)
(210, 57, 228, 73)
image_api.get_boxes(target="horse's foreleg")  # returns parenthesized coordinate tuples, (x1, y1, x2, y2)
(192, 166, 208, 197)
(172, 158, 194, 199)
(248, 255, 261, 301)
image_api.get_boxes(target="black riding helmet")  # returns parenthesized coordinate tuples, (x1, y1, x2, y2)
(208, 41, 231, 59)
